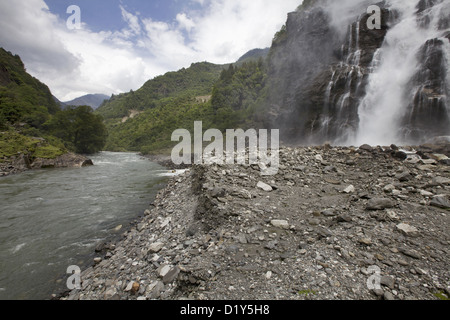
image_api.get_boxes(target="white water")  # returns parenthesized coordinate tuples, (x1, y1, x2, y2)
(354, 0, 450, 146)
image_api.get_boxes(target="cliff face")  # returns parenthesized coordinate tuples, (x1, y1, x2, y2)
(265, 0, 450, 146)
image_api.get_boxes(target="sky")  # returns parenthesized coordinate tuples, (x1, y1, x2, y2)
(0, 0, 300, 101)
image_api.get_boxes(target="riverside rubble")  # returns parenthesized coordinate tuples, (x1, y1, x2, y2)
(62, 144, 450, 301)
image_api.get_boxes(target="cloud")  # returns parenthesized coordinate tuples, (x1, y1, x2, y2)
(0, 0, 300, 101)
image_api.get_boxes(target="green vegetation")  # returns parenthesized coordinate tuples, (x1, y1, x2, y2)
(298, 289, 318, 297)
(0, 48, 107, 159)
(97, 62, 226, 120)
(0, 130, 65, 159)
(272, 24, 288, 46)
(433, 291, 449, 300)
(44, 106, 108, 154)
(99, 59, 269, 155)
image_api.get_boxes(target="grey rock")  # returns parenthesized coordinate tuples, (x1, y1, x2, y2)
(271, 220, 290, 229)
(257, 181, 273, 192)
(432, 176, 450, 185)
(366, 198, 395, 210)
(384, 291, 395, 300)
(399, 248, 421, 260)
(396, 223, 420, 237)
(430, 196, 450, 209)
(381, 276, 396, 289)
(149, 242, 164, 253)
(163, 266, 180, 284)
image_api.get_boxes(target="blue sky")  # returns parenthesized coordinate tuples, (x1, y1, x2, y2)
(0, 0, 300, 101)
(44, 0, 193, 33)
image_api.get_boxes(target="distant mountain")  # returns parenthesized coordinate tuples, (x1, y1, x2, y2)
(64, 94, 110, 110)
(237, 48, 270, 64)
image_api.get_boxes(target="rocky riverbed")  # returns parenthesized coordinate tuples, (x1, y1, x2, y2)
(62, 143, 449, 301)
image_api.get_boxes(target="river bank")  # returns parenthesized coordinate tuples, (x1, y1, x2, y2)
(0, 152, 94, 177)
(62, 143, 449, 300)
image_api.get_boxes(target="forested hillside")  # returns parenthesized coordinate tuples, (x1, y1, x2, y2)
(0, 48, 107, 157)
(97, 58, 269, 154)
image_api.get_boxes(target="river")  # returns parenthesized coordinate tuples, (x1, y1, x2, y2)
(0, 152, 171, 300)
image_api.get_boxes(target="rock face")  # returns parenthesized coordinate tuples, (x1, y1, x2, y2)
(62, 144, 449, 301)
(0, 153, 93, 177)
(265, 0, 450, 145)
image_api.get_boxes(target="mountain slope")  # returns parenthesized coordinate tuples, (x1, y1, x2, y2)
(96, 62, 228, 153)
(64, 94, 110, 110)
(0, 48, 107, 166)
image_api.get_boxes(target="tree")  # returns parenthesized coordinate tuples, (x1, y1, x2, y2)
(44, 105, 107, 154)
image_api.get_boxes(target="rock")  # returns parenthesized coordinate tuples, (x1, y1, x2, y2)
(131, 282, 140, 294)
(358, 238, 372, 246)
(162, 266, 180, 284)
(380, 276, 396, 289)
(265, 271, 273, 280)
(159, 265, 172, 278)
(93, 257, 102, 264)
(432, 176, 450, 185)
(396, 172, 411, 182)
(257, 181, 273, 192)
(384, 291, 395, 300)
(114, 225, 123, 232)
(124, 281, 139, 293)
(399, 248, 421, 260)
(149, 242, 164, 253)
(359, 144, 373, 152)
(431, 154, 449, 161)
(383, 184, 396, 193)
(271, 220, 290, 230)
(366, 198, 395, 210)
(337, 213, 353, 223)
(396, 223, 420, 237)
(392, 151, 407, 160)
(343, 185, 355, 194)
(430, 196, 450, 209)
(420, 190, 434, 197)
(372, 288, 385, 297)
(149, 281, 165, 299)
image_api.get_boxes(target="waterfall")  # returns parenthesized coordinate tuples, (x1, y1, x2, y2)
(354, 0, 450, 146)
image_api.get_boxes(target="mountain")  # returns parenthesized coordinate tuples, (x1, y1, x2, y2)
(96, 62, 228, 153)
(64, 94, 110, 110)
(237, 48, 270, 64)
(98, 0, 450, 154)
(0, 47, 107, 161)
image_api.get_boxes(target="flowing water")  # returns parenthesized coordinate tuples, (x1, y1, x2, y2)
(0, 152, 171, 300)
(355, 0, 450, 145)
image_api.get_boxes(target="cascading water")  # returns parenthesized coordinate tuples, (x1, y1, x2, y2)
(318, 17, 367, 143)
(354, 0, 450, 146)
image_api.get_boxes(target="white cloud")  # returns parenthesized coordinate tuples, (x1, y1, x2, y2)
(0, 0, 300, 101)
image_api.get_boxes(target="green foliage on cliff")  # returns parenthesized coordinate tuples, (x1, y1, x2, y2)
(0, 48, 108, 157)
